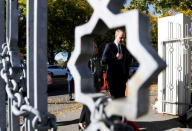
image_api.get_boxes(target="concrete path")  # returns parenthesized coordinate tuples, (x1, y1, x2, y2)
(56, 110, 81, 131)
(48, 84, 191, 131)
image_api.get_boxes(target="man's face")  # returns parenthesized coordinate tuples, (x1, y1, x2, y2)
(115, 31, 125, 44)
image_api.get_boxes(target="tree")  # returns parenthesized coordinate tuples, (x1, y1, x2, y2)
(47, 0, 93, 64)
(18, 0, 93, 64)
(17, 0, 192, 62)
(122, 0, 151, 14)
(17, 0, 26, 55)
(123, 0, 192, 50)
(124, 0, 192, 16)
(122, 1, 158, 50)
(151, 0, 192, 16)
(56, 58, 66, 67)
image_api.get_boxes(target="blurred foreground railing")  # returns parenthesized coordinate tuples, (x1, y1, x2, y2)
(68, 0, 166, 130)
(0, 0, 168, 130)
(0, 0, 56, 130)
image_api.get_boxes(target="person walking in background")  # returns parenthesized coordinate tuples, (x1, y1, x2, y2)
(66, 67, 74, 101)
(102, 29, 131, 99)
(79, 42, 103, 130)
(89, 43, 103, 92)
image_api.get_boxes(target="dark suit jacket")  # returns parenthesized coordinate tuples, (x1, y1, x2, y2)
(102, 42, 131, 83)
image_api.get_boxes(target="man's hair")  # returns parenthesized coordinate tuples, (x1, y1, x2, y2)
(115, 29, 124, 37)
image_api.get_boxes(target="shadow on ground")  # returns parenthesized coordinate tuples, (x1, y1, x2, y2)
(136, 118, 185, 131)
(56, 119, 79, 126)
(47, 77, 74, 96)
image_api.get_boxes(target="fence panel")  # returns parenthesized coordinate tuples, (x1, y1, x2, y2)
(0, 0, 6, 130)
(0, 0, 168, 130)
(33, 0, 48, 130)
(26, 0, 34, 130)
(68, 0, 166, 130)
(6, 0, 20, 130)
(0, 0, 56, 130)
(158, 13, 191, 115)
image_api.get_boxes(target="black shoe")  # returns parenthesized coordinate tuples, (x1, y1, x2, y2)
(69, 98, 74, 101)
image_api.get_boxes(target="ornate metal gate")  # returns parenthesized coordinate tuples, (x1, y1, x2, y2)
(0, 0, 166, 130)
(158, 13, 192, 115)
(68, 0, 166, 130)
(0, 0, 56, 130)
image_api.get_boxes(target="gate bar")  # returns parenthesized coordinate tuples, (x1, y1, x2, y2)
(0, 0, 6, 130)
(26, 0, 34, 130)
(34, 0, 48, 130)
(162, 37, 192, 44)
(7, 0, 20, 130)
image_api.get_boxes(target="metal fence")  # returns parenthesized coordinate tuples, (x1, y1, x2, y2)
(0, 0, 56, 130)
(68, 0, 166, 130)
(158, 13, 192, 115)
(0, 0, 166, 130)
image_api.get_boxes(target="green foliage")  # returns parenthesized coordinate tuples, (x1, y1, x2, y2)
(17, 1, 26, 54)
(94, 29, 116, 57)
(150, 16, 158, 50)
(123, 0, 151, 14)
(47, 0, 93, 64)
(17, 0, 192, 62)
(151, 0, 192, 15)
(56, 58, 67, 67)
(123, 0, 192, 50)
(18, 0, 93, 64)
(123, 1, 158, 50)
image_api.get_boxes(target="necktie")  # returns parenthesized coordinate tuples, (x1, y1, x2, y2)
(118, 45, 122, 53)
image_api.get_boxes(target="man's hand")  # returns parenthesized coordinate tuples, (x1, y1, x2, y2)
(116, 53, 123, 60)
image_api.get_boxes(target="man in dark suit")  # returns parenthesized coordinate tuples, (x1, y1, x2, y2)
(102, 29, 131, 98)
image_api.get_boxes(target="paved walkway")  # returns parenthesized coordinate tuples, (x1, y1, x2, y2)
(56, 110, 81, 131)
(48, 84, 191, 131)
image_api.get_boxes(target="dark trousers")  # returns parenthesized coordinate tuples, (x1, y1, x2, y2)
(107, 77, 126, 99)
(79, 105, 91, 127)
(68, 79, 74, 99)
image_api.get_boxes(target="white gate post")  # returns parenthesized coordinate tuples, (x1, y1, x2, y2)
(0, 0, 6, 130)
(158, 13, 191, 115)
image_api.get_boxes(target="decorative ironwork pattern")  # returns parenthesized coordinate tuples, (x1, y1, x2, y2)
(158, 14, 191, 115)
(68, 0, 166, 130)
